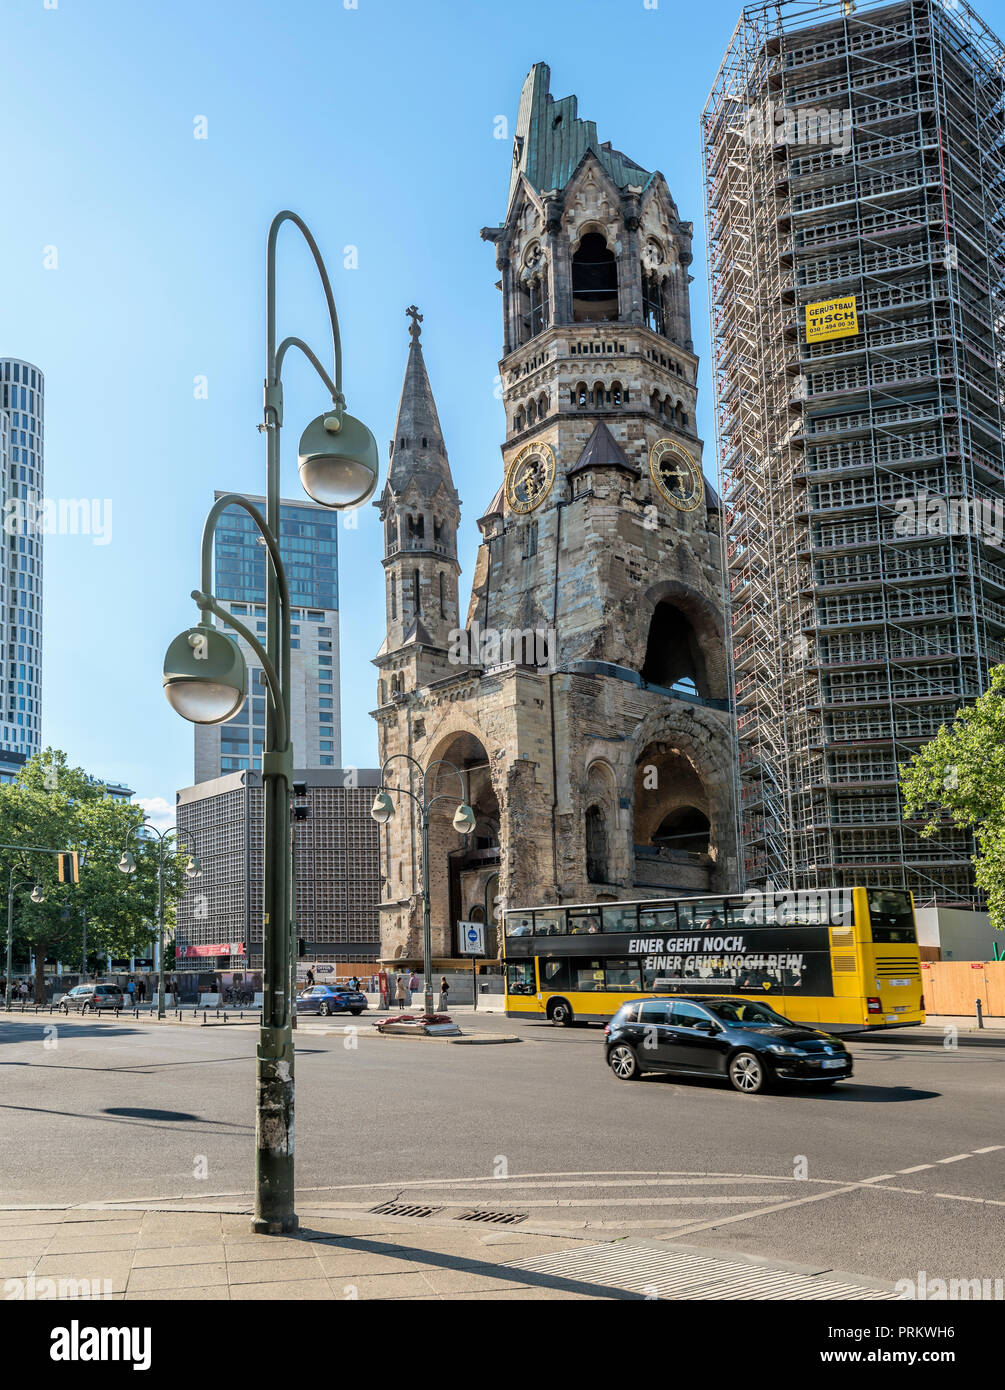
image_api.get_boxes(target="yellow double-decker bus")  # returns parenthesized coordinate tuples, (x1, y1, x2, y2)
(503, 886, 924, 1033)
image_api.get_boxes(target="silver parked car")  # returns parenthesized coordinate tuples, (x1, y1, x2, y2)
(58, 984, 125, 1014)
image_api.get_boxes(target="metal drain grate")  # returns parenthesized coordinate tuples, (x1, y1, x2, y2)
(507, 1241, 897, 1300)
(370, 1200, 444, 1219)
(455, 1209, 527, 1225)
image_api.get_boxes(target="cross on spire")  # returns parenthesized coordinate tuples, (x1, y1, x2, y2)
(406, 304, 423, 342)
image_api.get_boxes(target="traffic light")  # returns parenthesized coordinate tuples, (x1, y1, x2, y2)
(297, 937, 307, 958)
(57, 851, 79, 884)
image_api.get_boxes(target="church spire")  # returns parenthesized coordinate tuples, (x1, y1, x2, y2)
(387, 305, 456, 499)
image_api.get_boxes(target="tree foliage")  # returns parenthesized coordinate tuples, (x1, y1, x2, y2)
(900, 667, 1005, 930)
(0, 750, 189, 1001)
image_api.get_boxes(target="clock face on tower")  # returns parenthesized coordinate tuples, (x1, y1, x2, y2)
(505, 442, 557, 514)
(649, 438, 704, 512)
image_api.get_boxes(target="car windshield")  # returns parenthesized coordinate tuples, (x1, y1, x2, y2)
(706, 1000, 792, 1027)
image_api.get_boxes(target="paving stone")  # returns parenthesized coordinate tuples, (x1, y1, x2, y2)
(230, 1279, 334, 1300)
(127, 1262, 229, 1292)
(132, 1243, 226, 1269)
(225, 1257, 325, 1285)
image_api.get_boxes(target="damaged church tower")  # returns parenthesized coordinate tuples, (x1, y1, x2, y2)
(374, 63, 735, 968)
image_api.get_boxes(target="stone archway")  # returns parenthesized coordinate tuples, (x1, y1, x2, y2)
(632, 705, 735, 894)
(422, 727, 500, 949)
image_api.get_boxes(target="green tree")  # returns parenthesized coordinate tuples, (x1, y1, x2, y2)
(900, 667, 1005, 931)
(0, 750, 189, 1002)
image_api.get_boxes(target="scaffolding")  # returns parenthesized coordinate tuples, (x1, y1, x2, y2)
(702, 0, 1005, 907)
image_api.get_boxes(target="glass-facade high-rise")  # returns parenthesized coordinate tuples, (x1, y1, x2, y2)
(0, 359, 44, 783)
(194, 493, 341, 780)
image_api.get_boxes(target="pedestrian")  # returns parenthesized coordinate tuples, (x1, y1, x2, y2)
(306, 968, 315, 988)
(438, 975, 450, 1012)
(394, 973, 407, 1009)
(137, 979, 146, 1003)
(126, 978, 136, 1004)
(378, 967, 389, 1009)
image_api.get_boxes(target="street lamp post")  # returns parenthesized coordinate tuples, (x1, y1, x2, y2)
(370, 756, 477, 1017)
(162, 211, 378, 1235)
(4, 873, 44, 1010)
(118, 823, 202, 1020)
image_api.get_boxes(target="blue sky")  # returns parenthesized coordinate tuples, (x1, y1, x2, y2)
(3, 0, 1003, 825)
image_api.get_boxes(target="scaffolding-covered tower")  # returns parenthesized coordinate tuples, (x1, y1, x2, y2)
(703, 0, 1005, 906)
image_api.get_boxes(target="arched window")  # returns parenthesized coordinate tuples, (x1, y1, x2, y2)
(412, 569, 420, 615)
(527, 398, 536, 425)
(515, 410, 525, 432)
(641, 601, 711, 696)
(439, 570, 448, 618)
(642, 269, 665, 334)
(593, 381, 606, 408)
(652, 807, 711, 857)
(390, 573, 397, 621)
(585, 805, 609, 884)
(576, 382, 589, 409)
(611, 380, 623, 407)
(538, 392, 548, 419)
(572, 232, 619, 323)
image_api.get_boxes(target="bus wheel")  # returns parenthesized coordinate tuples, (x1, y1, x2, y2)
(728, 1050, 767, 1095)
(608, 1045, 641, 1081)
(548, 999, 574, 1027)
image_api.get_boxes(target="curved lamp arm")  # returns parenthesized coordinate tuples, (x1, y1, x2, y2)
(267, 211, 343, 406)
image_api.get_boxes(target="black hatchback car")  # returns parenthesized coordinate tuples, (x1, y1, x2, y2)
(605, 996, 853, 1094)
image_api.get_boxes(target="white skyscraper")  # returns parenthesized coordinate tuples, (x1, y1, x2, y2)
(0, 359, 44, 782)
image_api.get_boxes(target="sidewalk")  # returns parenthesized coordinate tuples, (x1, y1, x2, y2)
(0, 1205, 897, 1302)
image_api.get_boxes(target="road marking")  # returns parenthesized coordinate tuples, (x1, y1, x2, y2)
(897, 1164, 933, 1173)
(937, 1153, 971, 1164)
(972, 1145, 1003, 1154)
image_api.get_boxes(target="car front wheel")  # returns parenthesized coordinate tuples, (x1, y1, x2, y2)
(728, 1050, 768, 1095)
(318, 1002, 330, 1016)
(608, 1044, 642, 1080)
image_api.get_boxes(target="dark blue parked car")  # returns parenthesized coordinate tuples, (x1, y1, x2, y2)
(296, 984, 367, 1017)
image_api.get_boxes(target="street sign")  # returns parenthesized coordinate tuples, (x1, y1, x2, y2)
(458, 920, 485, 956)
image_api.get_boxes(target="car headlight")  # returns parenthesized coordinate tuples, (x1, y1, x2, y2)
(767, 1044, 805, 1056)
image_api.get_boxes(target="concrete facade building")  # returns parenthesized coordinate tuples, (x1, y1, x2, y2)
(175, 768, 382, 975)
(373, 64, 735, 968)
(703, 0, 1005, 907)
(0, 359, 44, 784)
(194, 493, 340, 782)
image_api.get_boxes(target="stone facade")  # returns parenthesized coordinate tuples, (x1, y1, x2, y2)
(372, 64, 736, 967)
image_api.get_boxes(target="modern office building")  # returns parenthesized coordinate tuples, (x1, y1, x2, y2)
(175, 767, 382, 976)
(703, 0, 1005, 906)
(0, 359, 44, 784)
(194, 492, 341, 781)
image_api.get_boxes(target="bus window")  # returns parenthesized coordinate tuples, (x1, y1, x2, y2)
(602, 905, 638, 933)
(604, 959, 642, 990)
(679, 899, 728, 933)
(540, 958, 572, 991)
(867, 889, 916, 943)
(505, 913, 534, 938)
(535, 911, 566, 936)
(506, 962, 536, 995)
(573, 960, 606, 991)
(568, 909, 601, 935)
(639, 905, 678, 933)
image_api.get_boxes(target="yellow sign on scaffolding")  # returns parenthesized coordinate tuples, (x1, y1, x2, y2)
(805, 295, 859, 343)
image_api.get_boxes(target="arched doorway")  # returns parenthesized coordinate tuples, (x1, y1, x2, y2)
(424, 730, 501, 952)
(634, 741, 714, 892)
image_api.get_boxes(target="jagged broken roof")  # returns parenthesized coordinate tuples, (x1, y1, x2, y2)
(508, 63, 654, 210)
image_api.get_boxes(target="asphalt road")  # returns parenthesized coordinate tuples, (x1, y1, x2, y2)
(0, 1011, 1002, 1285)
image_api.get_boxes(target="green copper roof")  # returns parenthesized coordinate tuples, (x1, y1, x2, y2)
(508, 63, 653, 209)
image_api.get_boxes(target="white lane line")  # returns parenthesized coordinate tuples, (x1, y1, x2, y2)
(937, 1154, 972, 1164)
(897, 1164, 934, 1173)
(972, 1145, 1003, 1154)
